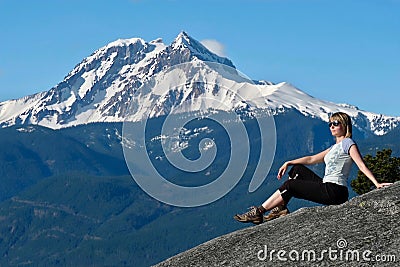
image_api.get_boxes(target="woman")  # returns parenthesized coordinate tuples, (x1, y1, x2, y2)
(234, 112, 392, 225)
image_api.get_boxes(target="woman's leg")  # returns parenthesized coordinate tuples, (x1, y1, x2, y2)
(234, 164, 337, 224)
(278, 164, 323, 204)
(261, 190, 285, 210)
(236, 165, 319, 215)
(288, 164, 322, 182)
(278, 164, 348, 205)
(279, 179, 348, 205)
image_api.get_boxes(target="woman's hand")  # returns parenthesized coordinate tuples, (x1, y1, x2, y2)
(277, 162, 289, 179)
(376, 182, 393, 189)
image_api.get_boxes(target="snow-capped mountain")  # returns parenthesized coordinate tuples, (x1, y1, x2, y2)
(0, 31, 399, 135)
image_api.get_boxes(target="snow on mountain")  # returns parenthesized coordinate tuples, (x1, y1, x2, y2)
(257, 82, 399, 135)
(0, 31, 399, 135)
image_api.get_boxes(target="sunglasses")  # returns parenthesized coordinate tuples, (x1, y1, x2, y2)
(328, 120, 341, 127)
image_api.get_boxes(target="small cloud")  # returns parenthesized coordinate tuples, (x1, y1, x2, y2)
(200, 39, 226, 57)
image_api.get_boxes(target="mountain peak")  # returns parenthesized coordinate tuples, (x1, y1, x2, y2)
(173, 31, 191, 45)
(171, 31, 197, 50)
(171, 32, 235, 68)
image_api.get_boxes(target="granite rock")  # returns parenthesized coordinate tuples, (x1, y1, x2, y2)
(155, 182, 399, 266)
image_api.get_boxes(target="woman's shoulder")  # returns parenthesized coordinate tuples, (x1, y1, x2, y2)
(342, 137, 356, 144)
(342, 137, 356, 154)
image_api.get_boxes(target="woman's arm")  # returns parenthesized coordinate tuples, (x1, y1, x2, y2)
(277, 148, 330, 179)
(349, 145, 393, 189)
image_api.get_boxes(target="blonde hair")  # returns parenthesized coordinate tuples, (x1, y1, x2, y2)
(330, 112, 352, 138)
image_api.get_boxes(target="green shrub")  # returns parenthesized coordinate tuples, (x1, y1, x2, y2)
(351, 149, 400, 194)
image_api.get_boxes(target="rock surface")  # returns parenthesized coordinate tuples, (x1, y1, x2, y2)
(155, 182, 400, 266)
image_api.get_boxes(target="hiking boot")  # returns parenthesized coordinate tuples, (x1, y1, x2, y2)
(234, 206, 263, 225)
(263, 205, 289, 222)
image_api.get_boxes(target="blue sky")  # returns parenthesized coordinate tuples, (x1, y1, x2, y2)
(0, 0, 399, 116)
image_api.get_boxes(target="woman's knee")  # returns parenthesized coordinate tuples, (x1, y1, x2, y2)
(288, 164, 305, 178)
(278, 181, 292, 203)
(278, 179, 297, 195)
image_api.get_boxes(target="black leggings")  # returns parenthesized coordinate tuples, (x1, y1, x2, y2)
(278, 164, 348, 205)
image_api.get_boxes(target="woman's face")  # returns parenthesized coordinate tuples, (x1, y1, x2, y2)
(329, 119, 346, 138)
